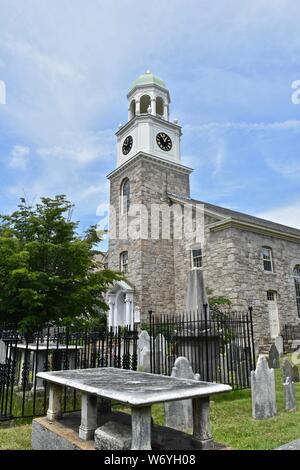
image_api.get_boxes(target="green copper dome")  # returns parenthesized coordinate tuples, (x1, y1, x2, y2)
(129, 70, 167, 92)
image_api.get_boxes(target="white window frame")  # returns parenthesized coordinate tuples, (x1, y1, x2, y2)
(120, 251, 129, 274)
(120, 179, 130, 215)
(294, 265, 300, 318)
(262, 247, 274, 272)
(191, 245, 203, 269)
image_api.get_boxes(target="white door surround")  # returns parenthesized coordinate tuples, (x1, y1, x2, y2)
(267, 291, 280, 339)
(107, 281, 134, 329)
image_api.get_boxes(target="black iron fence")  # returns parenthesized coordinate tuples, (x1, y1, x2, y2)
(282, 324, 300, 352)
(0, 325, 138, 421)
(149, 306, 256, 390)
(0, 307, 256, 421)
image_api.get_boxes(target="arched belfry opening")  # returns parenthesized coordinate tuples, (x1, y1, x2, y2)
(126, 71, 171, 122)
(140, 95, 151, 114)
(130, 99, 136, 119)
(156, 96, 164, 117)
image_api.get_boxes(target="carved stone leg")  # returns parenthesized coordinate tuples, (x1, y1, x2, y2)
(192, 397, 213, 449)
(131, 406, 152, 450)
(32, 351, 47, 393)
(47, 383, 62, 421)
(18, 350, 25, 387)
(18, 350, 30, 388)
(79, 392, 98, 440)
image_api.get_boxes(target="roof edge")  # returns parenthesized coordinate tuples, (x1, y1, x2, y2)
(167, 193, 300, 239)
(208, 218, 300, 243)
(107, 152, 193, 180)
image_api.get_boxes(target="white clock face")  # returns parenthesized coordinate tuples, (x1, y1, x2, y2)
(156, 132, 172, 151)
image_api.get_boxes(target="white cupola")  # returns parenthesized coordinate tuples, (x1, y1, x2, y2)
(127, 70, 170, 121)
(115, 71, 182, 167)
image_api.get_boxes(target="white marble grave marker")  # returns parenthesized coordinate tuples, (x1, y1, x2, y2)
(164, 356, 200, 433)
(251, 355, 277, 420)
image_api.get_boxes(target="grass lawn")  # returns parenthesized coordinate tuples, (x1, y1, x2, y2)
(1, 359, 300, 450)
(118, 367, 300, 450)
(211, 373, 300, 450)
(0, 424, 32, 450)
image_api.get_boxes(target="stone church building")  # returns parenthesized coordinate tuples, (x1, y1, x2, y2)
(106, 71, 300, 350)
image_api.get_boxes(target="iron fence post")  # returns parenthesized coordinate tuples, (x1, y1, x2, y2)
(248, 307, 256, 369)
(203, 304, 210, 381)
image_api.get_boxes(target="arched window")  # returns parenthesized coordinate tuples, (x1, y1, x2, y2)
(294, 265, 300, 318)
(261, 246, 273, 272)
(140, 95, 151, 114)
(120, 251, 129, 274)
(191, 245, 202, 269)
(121, 178, 130, 214)
(156, 96, 164, 116)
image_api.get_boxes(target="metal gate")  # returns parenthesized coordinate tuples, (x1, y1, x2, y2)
(0, 325, 138, 421)
(149, 306, 256, 390)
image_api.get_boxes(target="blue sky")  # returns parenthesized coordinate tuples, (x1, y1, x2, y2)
(0, 0, 300, 247)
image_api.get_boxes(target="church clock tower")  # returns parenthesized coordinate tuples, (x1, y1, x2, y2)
(116, 70, 182, 167)
(107, 71, 193, 328)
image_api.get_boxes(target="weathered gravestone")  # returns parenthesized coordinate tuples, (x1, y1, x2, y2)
(251, 355, 277, 419)
(0, 340, 7, 364)
(219, 354, 229, 382)
(275, 336, 284, 357)
(284, 377, 297, 412)
(137, 330, 151, 373)
(138, 330, 150, 353)
(164, 357, 200, 433)
(282, 358, 299, 383)
(282, 358, 293, 382)
(276, 439, 300, 450)
(155, 334, 168, 374)
(268, 344, 280, 369)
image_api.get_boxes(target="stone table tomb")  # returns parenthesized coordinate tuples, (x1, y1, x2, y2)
(35, 367, 231, 450)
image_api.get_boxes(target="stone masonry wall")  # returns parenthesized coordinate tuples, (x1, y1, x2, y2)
(108, 155, 300, 345)
(211, 227, 300, 349)
(173, 220, 300, 349)
(108, 154, 191, 322)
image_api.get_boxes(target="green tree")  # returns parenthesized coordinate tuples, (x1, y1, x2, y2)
(0, 195, 121, 332)
(207, 288, 232, 315)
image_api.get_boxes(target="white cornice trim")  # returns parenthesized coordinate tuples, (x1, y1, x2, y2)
(208, 218, 300, 243)
(115, 114, 182, 137)
(107, 152, 193, 180)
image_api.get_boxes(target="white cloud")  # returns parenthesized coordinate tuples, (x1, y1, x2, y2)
(256, 201, 300, 230)
(6, 40, 85, 82)
(266, 158, 300, 180)
(212, 144, 226, 176)
(9, 145, 30, 170)
(186, 120, 300, 134)
(36, 130, 115, 166)
(1, 0, 300, 230)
